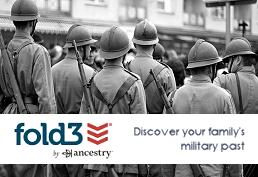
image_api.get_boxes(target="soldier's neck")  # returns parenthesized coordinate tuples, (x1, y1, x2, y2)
(105, 58, 123, 67)
(136, 50, 153, 58)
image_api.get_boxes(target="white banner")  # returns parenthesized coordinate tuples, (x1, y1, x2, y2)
(0, 114, 256, 164)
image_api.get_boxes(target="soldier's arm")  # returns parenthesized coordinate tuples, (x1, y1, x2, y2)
(0, 88, 5, 113)
(213, 74, 225, 88)
(227, 164, 243, 177)
(138, 164, 148, 177)
(224, 93, 237, 114)
(129, 80, 147, 114)
(161, 68, 177, 96)
(32, 46, 57, 114)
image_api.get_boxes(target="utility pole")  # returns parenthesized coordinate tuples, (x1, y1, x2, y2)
(239, 21, 248, 37)
(225, 1, 231, 46)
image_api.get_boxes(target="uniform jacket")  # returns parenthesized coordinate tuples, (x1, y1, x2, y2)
(174, 164, 243, 177)
(51, 54, 96, 114)
(148, 164, 176, 177)
(213, 66, 258, 114)
(127, 51, 176, 113)
(84, 164, 148, 176)
(0, 164, 47, 177)
(171, 74, 236, 114)
(0, 30, 56, 114)
(48, 164, 85, 177)
(80, 61, 147, 114)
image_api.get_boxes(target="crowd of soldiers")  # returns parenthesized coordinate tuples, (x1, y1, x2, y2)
(0, 0, 258, 176)
(1, 0, 258, 114)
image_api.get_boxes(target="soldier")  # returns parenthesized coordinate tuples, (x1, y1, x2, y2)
(213, 37, 258, 114)
(80, 26, 147, 114)
(126, 19, 176, 114)
(153, 43, 165, 63)
(48, 164, 85, 177)
(84, 164, 148, 177)
(168, 39, 236, 114)
(51, 24, 97, 114)
(0, 0, 56, 114)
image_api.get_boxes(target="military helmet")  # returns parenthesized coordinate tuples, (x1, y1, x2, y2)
(187, 39, 222, 69)
(223, 37, 256, 60)
(132, 19, 159, 45)
(63, 24, 97, 48)
(10, 0, 40, 21)
(99, 26, 131, 59)
(153, 43, 165, 60)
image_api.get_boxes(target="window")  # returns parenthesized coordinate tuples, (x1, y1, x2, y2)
(35, 0, 71, 15)
(157, 0, 173, 13)
(183, 0, 205, 27)
(211, 7, 225, 19)
(119, 0, 146, 23)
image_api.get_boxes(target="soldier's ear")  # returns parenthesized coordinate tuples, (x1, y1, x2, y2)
(235, 56, 242, 66)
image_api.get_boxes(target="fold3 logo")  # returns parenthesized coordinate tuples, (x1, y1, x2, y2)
(14, 123, 111, 145)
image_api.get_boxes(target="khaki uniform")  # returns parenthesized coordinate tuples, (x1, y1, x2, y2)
(84, 164, 148, 177)
(127, 52, 176, 113)
(213, 67, 258, 114)
(51, 54, 96, 114)
(80, 61, 147, 114)
(0, 164, 47, 177)
(174, 164, 243, 177)
(48, 164, 85, 177)
(171, 75, 236, 114)
(0, 30, 56, 114)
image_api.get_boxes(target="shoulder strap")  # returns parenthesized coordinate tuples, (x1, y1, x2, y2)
(11, 41, 33, 79)
(90, 79, 110, 111)
(90, 76, 137, 114)
(111, 76, 137, 108)
(143, 64, 166, 88)
(235, 73, 244, 114)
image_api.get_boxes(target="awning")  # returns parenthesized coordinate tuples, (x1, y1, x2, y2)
(0, 15, 112, 36)
(157, 25, 258, 44)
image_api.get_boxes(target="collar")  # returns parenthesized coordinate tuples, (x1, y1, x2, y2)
(66, 53, 77, 60)
(13, 30, 34, 41)
(236, 66, 256, 74)
(135, 50, 153, 59)
(190, 74, 211, 83)
(104, 60, 124, 68)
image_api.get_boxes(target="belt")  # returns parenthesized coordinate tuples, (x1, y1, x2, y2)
(8, 96, 38, 105)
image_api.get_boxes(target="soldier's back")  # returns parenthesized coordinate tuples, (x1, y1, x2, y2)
(91, 65, 146, 114)
(128, 56, 176, 113)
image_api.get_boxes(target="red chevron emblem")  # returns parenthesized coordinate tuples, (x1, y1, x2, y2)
(87, 123, 108, 131)
(87, 137, 108, 145)
(87, 123, 109, 145)
(88, 130, 108, 138)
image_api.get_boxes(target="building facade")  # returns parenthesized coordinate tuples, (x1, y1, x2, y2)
(1, 0, 258, 54)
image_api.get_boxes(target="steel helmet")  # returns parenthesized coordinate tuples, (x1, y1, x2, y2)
(132, 19, 159, 45)
(153, 43, 165, 60)
(223, 37, 256, 60)
(10, 0, 40, 21)
(99, 26, 131, 59)
(63, 24, 97, 48)
(187, 39, 222, 69)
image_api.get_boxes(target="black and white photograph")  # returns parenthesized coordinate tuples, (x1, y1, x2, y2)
(0, 0, 258, 176)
